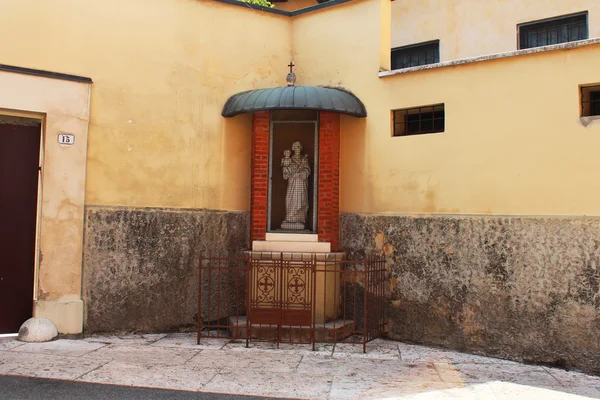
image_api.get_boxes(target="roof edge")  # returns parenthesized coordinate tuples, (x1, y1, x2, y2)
(212, 0, 291, 16)
(0, 63, 93, 84)
(211, 0, 358, 17)
(290, 0, 354, 16)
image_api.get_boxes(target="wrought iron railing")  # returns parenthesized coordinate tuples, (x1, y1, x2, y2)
(197, 251, 386, 352)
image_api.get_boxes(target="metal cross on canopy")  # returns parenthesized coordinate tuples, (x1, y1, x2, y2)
(286, 61, 297, 86)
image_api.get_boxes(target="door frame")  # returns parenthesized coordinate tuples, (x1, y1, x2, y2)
(0, 66, 92, 334)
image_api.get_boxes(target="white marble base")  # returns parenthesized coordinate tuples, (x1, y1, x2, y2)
(265, 233, 318, 242)
(252, 240, 331, 252)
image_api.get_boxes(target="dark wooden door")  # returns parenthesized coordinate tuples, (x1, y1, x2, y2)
(0, 123, 40, 333)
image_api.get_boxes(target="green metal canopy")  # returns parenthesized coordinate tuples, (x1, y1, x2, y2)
(221, 86, 367, 118)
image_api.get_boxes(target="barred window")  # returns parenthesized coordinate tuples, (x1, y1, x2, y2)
(393, 104, 445, 137)
(518, 12, 588, 50)
(391, 40, 440, 70)
(581, 85, 600, 117)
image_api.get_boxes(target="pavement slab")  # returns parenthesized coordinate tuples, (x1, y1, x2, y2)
(398, 343, 508, 364)
(155, 333, 230, 350)
(190, 348, 303, 374)
(1, 335, 599, 399)
(329, 373, 449, 400)
(82, 344, 200, 366)
(10, 339, 107, 357)
(84, 333, 167, 345)
(202, 371, 331, 399)
(543, 367, 600, 388)
(487, 381, 600, 399)
(434, 362, 560, 386)
(0, 339, 25, 351)
(0, 375, 282, 400)
(221, 341, 334, 356)
(0, 351, 107, 380)
(77, 361, 219, 392)
(333, 338, 400, 360)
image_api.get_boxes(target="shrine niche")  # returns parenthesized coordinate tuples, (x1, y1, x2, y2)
(269, 110, 318, 233)
(221, 63, 366, 252)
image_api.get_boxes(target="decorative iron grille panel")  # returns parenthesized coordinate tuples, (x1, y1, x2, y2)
(198, 251, 387, 351)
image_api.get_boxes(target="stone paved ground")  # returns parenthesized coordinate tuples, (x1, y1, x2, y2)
(1, 333, 599, 399)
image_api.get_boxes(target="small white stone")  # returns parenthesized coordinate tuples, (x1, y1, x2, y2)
(17, 317, 58, 343)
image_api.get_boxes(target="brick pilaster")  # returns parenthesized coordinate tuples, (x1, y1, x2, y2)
(250, 112, 269, 241)
(318, 112, 341, 250)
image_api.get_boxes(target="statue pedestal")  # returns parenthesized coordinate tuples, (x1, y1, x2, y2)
(247, 234, 343, 328)
(280, 221, 305, 230)
(252, 233, 330, 252)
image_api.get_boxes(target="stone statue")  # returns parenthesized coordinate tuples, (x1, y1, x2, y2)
(281, 141, 310, 230)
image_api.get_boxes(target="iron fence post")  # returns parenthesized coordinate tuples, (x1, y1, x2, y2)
(198, 250, 202, 345)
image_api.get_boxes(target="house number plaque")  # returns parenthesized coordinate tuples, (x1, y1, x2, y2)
(58, 133, 75, 145)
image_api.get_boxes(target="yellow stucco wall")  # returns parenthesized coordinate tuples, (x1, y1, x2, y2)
(0, 0, 292, 211)
(294, 0, 600, 216)
(392, 0, 600, 61)
(1, 0, 599, 219)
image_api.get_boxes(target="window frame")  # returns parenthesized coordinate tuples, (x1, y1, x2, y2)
(581, 84, 600, 117)
(392, 104, 445, 137)
(517, 11, 588, 50)
(391, 40, 440, 70)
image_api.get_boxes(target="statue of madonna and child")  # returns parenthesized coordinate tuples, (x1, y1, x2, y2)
(280, 141, 311, 230)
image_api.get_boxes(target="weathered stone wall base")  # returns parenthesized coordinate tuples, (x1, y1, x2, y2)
(341, 213, 600, 374)
(83, 206, 249, 333)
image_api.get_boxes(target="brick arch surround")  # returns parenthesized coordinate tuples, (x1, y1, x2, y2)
(250, 111, 341, 250)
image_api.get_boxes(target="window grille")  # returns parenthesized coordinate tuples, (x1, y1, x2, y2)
(519, 12, 588, 50)
(581, 85, 600, 117)
(393, 104, 445, 137)
(391, 40, 440, 70)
